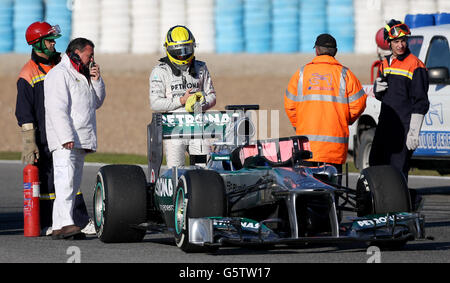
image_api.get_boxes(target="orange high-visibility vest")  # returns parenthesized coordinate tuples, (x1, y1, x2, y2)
(284, 55, 367, 164)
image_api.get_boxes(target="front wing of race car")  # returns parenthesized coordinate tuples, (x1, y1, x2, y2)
(188, 212, 425, 247)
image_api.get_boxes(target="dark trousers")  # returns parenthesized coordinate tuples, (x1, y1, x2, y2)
(369, 142, 413, 180)
(369, 121, 413, 180)
(369, 105, 413, 180)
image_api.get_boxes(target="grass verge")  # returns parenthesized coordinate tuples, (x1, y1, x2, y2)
(0, 151, 148, 165)
(0, 151, 442, 176)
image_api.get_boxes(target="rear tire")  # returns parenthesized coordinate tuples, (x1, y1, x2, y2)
(174, 170, 226, 252)
(94, 165, 147, 243)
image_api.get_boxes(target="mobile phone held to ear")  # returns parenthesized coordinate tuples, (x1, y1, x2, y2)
(89, 61, 96, 76)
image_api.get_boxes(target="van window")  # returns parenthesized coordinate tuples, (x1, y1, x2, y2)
(408, 36, 423, 57)
(425, 36, 450, 71)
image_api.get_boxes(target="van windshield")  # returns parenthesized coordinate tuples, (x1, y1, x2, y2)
(426, 36, 450, 72)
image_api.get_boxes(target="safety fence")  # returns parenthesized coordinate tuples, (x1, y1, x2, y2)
(0, 0, 449, 54)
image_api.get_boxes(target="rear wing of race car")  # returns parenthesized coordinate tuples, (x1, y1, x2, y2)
(147, 105, 259, 184)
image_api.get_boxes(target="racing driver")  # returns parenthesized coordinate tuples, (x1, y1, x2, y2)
(149, 25, 216, 167)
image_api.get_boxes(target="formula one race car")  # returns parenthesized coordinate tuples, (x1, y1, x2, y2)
(93, 105, 425, 252)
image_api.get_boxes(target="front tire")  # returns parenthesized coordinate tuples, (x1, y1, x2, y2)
(174, 170, 226, 252)
(356, 165, 412, 249)
(356, 165, 411, 216)
(94, 165, 147, 243)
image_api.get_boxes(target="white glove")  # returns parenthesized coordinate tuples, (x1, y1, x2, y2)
(374, 77, 388, 93)
(21, 123, 39, 164)
(406, 113, 424, 151)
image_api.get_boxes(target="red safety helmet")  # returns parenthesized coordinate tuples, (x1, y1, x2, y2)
(375, 28, 389, 50)
(25, 21, 61, 45)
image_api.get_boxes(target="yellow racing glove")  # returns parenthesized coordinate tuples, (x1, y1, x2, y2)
(185, 92, 204, 112)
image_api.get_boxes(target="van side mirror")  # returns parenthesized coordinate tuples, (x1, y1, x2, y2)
(428, 67, 449, 84)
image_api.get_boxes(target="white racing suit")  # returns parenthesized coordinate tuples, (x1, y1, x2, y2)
(149, 57, 216, 167)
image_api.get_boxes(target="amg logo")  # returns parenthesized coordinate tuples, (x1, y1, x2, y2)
(159, 204, 174, 212)
(155, 178, 173, 197)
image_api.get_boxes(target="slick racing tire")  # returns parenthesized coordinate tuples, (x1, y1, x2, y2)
(94, 165, 147, 243)
(356, 165, 411, 217)
(174, 170, 226, 253)
(356, 165, 412, 249)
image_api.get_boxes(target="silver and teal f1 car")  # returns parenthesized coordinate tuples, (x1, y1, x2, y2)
(93, 105, 425, 252)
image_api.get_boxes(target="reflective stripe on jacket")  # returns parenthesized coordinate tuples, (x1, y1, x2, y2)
(15, 51, 59, 146)
(377, 51, 429, 128)
(284, 55, 367, 164)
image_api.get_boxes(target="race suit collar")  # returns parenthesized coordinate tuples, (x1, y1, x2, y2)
(159, 56, 197, 77)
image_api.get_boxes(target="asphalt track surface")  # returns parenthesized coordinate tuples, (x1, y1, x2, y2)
(1, 161, 450, 266)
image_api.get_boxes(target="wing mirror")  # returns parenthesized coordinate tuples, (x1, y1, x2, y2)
(428, 67, 449, 84)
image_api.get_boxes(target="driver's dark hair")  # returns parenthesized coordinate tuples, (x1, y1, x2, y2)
(316, 46, 337, 57)
(66, 37, 94, 54)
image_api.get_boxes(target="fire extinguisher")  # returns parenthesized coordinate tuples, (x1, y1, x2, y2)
(23, 164, 40, 237)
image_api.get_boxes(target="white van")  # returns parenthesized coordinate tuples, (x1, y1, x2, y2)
(349, 24, 450, 175)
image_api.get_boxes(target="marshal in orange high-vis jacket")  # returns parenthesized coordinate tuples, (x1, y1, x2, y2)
(284, 54, 367, 165)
